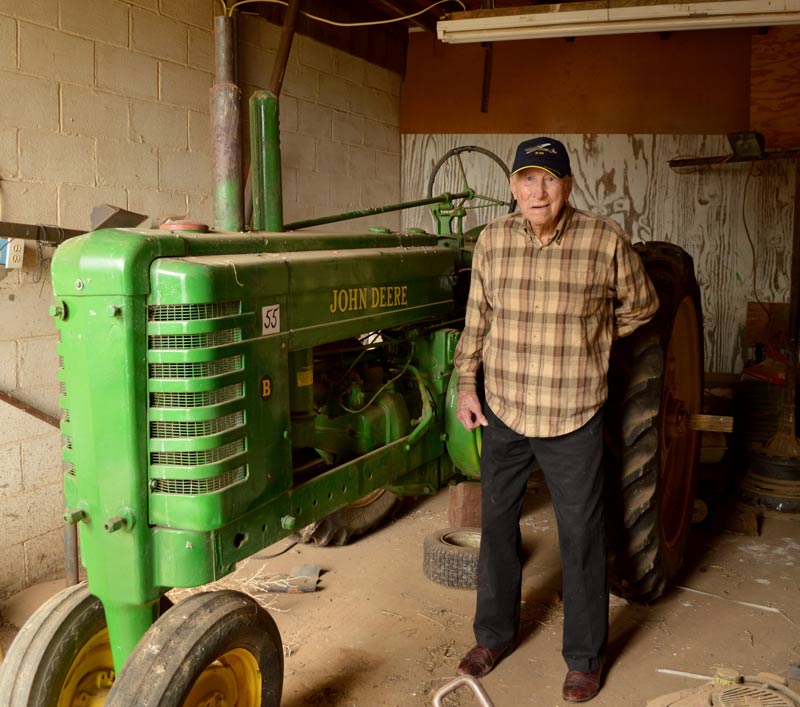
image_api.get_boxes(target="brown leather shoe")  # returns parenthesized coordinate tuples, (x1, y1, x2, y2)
(562, 667, 602, 702)
(456, 644, 509, 677)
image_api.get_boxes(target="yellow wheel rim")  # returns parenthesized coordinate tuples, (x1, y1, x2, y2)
(183, 648, 262, 707)
(57, 628, 115, 707)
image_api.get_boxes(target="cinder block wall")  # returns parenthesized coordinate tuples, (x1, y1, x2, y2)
(0, 0, 401, 599)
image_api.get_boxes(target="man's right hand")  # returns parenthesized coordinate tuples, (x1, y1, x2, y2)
(456, 391, 489, 431)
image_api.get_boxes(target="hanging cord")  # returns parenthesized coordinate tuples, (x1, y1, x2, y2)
(339, 342, 414, 415)
(221, 0, 466, 23)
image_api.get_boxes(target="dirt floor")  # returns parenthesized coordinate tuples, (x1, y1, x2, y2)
(2, 479, 800, 707)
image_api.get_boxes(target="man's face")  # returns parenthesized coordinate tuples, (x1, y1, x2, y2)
(510, 168, 573, 237)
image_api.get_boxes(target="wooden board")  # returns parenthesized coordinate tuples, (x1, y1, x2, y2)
(750, 27, 800, 149)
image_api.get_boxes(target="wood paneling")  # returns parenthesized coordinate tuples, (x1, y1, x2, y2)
(401, 134, 796, 374)
(750, 27, 800, 149)
(401, 31, 752, 134)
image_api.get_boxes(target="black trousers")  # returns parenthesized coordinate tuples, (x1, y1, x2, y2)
(474, 405, 608, 673)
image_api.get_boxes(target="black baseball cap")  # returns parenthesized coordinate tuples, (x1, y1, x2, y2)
(511, 137, 572, 179)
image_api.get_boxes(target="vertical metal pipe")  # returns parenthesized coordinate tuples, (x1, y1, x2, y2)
(250, 90, 283, 232)
(65, 524, 79, 586)
(269, 0, 302, 96)
(215, 13, 235, 83)
(211, 14, 243, 232)
(243, 0, 301, 227)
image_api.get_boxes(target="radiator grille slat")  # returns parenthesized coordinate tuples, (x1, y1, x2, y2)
(151, 439, 245, 466)
(150, 411, 244, 439)
(147, 301, 249, 511)
(149, 302, 241, 322)
(151, 466, 248, 495)
(148, 329, 242, 350)
(150, 383, 244, 409)
(149, 356, 242, 379)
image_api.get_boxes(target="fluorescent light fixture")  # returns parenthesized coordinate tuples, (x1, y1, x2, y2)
(437, 0, 800, 42)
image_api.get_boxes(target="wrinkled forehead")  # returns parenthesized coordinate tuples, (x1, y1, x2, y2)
(511, 167, 570, 182)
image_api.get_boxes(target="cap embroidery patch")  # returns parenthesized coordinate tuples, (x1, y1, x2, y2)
(526, 143, 558, 155)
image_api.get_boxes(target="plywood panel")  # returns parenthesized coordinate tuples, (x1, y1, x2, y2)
(401, 134, 795, 374)
(750, 27, 800, 149)
(401, 31, 751, 135)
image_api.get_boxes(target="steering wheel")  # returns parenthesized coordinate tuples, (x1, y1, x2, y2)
(426, 145, 517, 235)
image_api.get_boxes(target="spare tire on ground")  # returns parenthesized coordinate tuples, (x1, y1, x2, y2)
(422, 527, 481, 590)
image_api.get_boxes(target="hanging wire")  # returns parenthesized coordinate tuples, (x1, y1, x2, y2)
(339, 342, 415, 415)
(220, 0, 466, 23)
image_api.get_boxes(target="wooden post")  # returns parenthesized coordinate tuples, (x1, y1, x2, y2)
(448, 483, 482, 528)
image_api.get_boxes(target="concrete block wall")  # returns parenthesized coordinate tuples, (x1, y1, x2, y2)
(236, 13, 402, 230)
(0, 1, 402, 599)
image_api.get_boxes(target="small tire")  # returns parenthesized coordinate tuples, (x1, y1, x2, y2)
(0, 582, 111, 707)
(106, 590, 283, 707)
(423, 527, 481, 590)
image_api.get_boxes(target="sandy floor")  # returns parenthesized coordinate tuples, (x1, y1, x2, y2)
(2, 482, 800, 707)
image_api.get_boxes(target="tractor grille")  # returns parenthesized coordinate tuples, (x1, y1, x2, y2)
(149, 356, 242, 379)
(151, 466, 248, 495)
(149, 301, 241, 322)
(150, 411, 244, 439)
(151, 439, 246, 466)
(149, 383, 244, 409)
(148, 329, 241, 350)
(147, 299, 249, 514)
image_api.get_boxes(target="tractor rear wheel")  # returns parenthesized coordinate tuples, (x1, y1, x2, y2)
(297, 489, 399, 546)
(605, 242, 704, 603)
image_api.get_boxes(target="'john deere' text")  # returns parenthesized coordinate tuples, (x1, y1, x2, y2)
(329, 285, 408, 314)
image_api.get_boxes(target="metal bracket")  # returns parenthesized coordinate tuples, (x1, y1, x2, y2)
(432, 675, 495, 707)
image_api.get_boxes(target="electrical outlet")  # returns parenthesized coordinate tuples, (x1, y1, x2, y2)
(4, 239, 24, 269)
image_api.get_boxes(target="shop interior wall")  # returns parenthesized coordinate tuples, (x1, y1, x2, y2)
(399, 27, 800, 375)
(0, 0, 401, 599)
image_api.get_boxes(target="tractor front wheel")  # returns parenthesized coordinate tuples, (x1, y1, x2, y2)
(0, 582, 113, 707)
(105, 590, 283, 707)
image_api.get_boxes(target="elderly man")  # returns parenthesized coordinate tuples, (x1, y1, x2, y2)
(453, 137, 659, 702)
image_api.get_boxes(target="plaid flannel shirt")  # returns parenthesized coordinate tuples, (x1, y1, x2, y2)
(454, 204, 659, 437)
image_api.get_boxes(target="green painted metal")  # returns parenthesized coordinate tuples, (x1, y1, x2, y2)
(52, 224, 478, 674)
(214, 177, 244, 233)
(249, 90, 283, 232)
(444, 369, 482, 479)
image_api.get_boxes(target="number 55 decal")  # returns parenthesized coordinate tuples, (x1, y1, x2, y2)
(261, 304, 280, 335)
